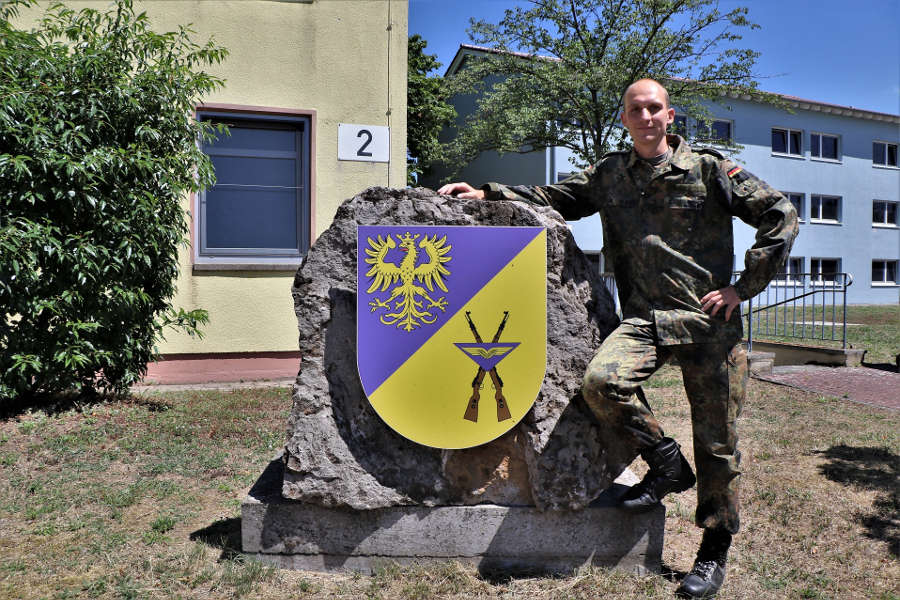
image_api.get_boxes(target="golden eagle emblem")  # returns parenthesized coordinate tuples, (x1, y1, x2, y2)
(365, 231, 452, 331)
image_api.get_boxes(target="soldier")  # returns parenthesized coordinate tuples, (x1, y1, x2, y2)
(438, 78, 798, 599)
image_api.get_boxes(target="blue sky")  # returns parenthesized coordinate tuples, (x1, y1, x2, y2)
(409, 0, 900, 116)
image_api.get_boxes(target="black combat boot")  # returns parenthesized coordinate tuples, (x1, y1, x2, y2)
(676, 527, 732, 598)
(619, 437, 696, 512)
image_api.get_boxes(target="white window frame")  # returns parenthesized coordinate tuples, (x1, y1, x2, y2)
(872, 260, 899, 286)
(873, 140, 899, 169)
(810, 131, 841, 162)
(873, 200, 898, 228)
(811, 257, 841, 287)
(782, 191, 804, 222)
(774, 256, 805, 285)
(810, 194, 841, 224)
(771, 127, 803, 158)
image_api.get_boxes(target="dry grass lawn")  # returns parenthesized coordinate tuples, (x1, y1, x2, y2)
(0, 372, 897, 599)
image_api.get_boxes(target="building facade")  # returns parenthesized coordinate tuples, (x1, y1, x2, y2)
(17, 1, 409, 382)
(440, 46, 900, 304)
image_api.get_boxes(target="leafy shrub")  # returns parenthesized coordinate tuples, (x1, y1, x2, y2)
(0, 0, 228, 399)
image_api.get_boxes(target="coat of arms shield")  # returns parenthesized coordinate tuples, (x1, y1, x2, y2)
(357, 225, 547, 449)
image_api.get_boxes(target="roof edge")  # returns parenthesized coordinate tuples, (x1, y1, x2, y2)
(445, 44, 900, 124)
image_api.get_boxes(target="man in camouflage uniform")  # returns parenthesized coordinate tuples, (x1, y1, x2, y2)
(439, 79, 798, 598)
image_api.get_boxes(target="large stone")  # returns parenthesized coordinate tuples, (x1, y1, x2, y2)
(283, 186, 635, 511)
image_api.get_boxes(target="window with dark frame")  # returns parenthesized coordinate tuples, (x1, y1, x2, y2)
(782, 192, 804, 220)
(772, 128, 802, 156)
(811, 258, 840, 284)
(873, 200, 898, 226)
(197, 112, 310, 260)
(873, 141, 899, 167)
(810, 194, 840, 222)
(811, 132, 840, 160)
(872, 260, 898, 285)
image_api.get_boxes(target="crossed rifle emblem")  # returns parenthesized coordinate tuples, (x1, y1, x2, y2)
(462, 311, 512, 423)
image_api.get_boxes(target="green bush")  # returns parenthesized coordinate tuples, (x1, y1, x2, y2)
(0, 0, 228, 400)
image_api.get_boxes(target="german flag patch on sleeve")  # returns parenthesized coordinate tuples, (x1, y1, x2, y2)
(726, 163, 752, 184)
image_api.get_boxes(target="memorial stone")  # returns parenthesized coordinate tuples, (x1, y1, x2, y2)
(242, 187, 665, 573)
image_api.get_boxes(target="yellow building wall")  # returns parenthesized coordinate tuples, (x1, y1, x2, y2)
(17, 1, 409, 355)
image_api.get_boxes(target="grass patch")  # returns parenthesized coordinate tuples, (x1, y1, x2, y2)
(0, 381, 896, 599)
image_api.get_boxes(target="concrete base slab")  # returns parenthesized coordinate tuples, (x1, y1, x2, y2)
(749, 340, 865, 367)
(241, 459, 665, 576)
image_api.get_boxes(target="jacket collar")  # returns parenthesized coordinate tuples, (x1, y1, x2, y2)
(626, 134, 692, 171)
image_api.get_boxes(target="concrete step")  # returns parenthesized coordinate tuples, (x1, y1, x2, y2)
(241, 458, 664, 576)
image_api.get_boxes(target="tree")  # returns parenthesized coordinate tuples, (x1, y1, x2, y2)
(407, 34, 456, 185)
(0, 0, 228, 400)
(442, 0, 776, 172)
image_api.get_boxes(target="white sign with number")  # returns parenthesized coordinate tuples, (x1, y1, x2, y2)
(338, 124, 390, 163)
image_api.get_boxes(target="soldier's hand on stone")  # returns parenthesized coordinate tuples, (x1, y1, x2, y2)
(700, 285, 742, 321)
(437, 182, 485, 200)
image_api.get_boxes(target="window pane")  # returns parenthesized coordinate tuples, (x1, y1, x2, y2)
(873, 142, 886, 164)
(822, 136, 838, 159)
(887, 202, 897, 224)
(205, 125, 297, 154)
(888, 262, 898, 282)
(811, 134, 820, 156)
(772, 129, 787, 153)
(712, 120, 731, 141)
(888, 144, 898, 167)
(822, 197, 838, 220)
(872, 262, 883, 282)
(206, 187, 298, 249)
(874, 201, 885, 223)
(212, 155, 298, 187)
(788, 193, 802, 217)
(789, 131, 801, 154)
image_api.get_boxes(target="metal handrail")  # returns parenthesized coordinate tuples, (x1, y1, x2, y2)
(736, 272, 853, 351)
(597, 272, 854, 352)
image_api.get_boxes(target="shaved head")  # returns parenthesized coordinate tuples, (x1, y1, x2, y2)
(620, 78, 675, 157)
(624, 78, 670, 110)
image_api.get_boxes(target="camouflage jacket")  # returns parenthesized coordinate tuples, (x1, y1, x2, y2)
(481, 135, 799, 345)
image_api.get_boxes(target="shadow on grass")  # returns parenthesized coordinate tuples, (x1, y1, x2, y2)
(816, 445, 899, 557)
(0, 389, 172, 419)
(191, 517, 243, 561)
(861, 360, 899, 374)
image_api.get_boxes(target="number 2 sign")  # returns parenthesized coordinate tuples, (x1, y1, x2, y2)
(338, 124, 390, 163)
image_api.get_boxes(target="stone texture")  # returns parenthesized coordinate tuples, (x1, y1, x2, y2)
(246, 457, 663, 575)
(284, 187, 632, 510)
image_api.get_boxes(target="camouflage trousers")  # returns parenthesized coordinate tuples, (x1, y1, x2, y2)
(582, 319, 748, 534)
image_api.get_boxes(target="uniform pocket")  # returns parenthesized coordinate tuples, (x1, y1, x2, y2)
(668, 197, 704, 210)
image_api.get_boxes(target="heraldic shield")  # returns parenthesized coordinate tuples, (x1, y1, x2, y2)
(357, 225, 547, 449)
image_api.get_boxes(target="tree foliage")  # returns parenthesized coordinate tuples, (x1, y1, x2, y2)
(407, 34, 456, 185)
(443, 0, 777, 171)
(0, 0, 227, 400)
